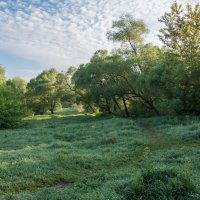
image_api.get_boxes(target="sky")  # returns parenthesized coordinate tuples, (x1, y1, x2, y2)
(0, 0, 198, 80)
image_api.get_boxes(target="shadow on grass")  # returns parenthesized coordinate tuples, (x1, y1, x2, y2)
(24, 113, 114, 128)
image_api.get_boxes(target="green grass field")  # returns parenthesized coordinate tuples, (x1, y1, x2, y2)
(0, 112, 200, 199)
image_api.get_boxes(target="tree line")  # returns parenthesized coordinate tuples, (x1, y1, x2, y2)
(0, 2, 200, 128)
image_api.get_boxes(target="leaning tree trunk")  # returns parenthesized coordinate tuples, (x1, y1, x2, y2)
(122, 96, 130, 117)
(105, 98, 112, 114)
(120, 75, 160, 116)
(113, 97, 122, 112)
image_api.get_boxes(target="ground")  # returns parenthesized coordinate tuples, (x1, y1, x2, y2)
(0, 110, 200, 199)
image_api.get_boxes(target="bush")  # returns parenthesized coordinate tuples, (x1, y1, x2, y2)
(119, 168, 199, 200)
(0, 85, 24, 128)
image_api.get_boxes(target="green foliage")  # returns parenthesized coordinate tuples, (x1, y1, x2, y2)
(7, 77, 27, 94)
(71, 2, 200, 117)
(73, 45, 163, 116)
(159, 3, 200, 59)
(0, 85, 24, 128)
(158, 2, 200, 114)
(0, 65, 6, 85)
(107, 14, 148, 53)
(1, 2, 200, 119)
(26, 68, 71, 115)
(119, 168, 199, 200)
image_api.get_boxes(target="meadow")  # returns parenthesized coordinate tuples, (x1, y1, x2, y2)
(0, 111, 200, 199)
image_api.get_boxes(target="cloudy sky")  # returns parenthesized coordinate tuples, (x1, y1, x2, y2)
(0, 0, 198, 80)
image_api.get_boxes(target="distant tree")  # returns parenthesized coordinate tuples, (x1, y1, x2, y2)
(26, 68, 70, 114)
(7, 77, 27, 95)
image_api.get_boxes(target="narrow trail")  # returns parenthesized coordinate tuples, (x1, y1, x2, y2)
(140, 122, 200, 149)
(142, 124, 160, 140)
(139, 122, 183, 150)
(140, 123, 163, 144)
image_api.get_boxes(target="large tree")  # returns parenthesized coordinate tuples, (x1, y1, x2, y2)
(107, 15, 161, 115)
(72, 47, 163, 117)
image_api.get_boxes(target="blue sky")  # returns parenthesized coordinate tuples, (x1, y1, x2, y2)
(0, 0, 198, 80)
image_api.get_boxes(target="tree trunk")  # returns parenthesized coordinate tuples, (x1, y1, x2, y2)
(139, 95, 160, 116)
(120, 75, 160, 116)
(88, 103, 95, 113)
(113, 104, 117, 112)
(50, 100, 55, 114)
(113, 97, 122, 111)
(42, 98, 46, 115)
(106, 98, 112, 114)
(128, 39, 143, 72)
(122, 96, 130, 117)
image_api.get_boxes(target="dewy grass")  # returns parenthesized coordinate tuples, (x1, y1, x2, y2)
(0, 113, 200, 199)
(118, 167, 199, 200)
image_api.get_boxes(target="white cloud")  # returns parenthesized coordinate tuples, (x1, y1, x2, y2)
(0, 0, 199, 79)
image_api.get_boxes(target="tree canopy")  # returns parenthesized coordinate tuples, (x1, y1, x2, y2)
(1, 2, 200, 128)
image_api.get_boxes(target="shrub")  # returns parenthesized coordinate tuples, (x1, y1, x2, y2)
(119, 168, 199, 200)
(0, 85, 24, 128)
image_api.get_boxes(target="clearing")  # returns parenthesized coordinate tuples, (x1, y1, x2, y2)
(0, 112, 200, 199)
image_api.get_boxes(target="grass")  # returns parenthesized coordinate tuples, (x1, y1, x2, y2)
(0, 113, 200, 199)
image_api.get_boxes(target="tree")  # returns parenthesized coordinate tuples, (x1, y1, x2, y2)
(67, 66, 77, 77)
(26, 68, 70, 114)
(0, 67, 24, 128)
(159, 3, 200, 60)
(108, 15, 161, 115)
(72, 48, 162, 117)
(7, 77, 27, 95)
(159, 2, 200, 114)
(0, 84, 24, 128)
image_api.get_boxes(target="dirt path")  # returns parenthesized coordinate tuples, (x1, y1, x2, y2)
(139, 122, 199, 148)
(50, 181, 73, 189)
(140, 123, 162, 143)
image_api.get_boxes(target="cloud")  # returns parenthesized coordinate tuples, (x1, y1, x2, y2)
(0, 0, 198, 79)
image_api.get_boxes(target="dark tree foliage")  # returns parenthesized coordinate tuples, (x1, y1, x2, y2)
(0, 85, 24, 128)
(158, 2, 200, 114)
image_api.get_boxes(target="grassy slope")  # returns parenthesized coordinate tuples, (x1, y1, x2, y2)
(0, 113, 200, 199)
